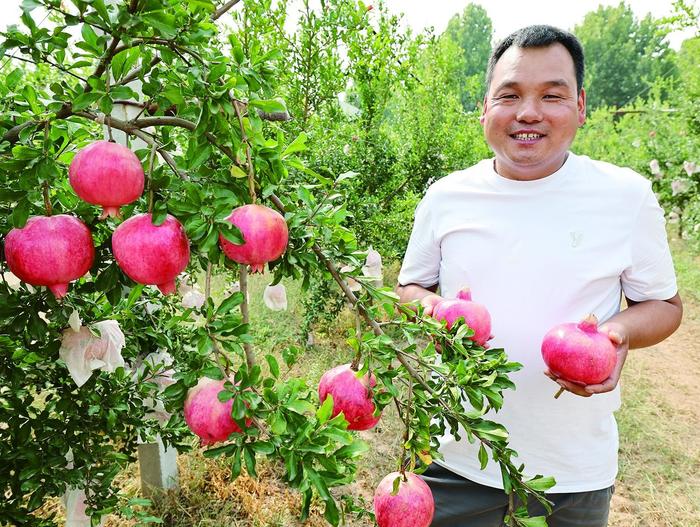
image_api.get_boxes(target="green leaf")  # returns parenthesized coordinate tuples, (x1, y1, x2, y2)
(515, 516, 549, 527)
(21, 85, 41, 114)
(478, 443, 488, 470)
(150, 202, 168, 226)
(249, 98, 287, 114)
(316, 394, 334, 425)
(163, 86, 185, 106)
(335, 440, 369, 459)
(6, 68, 23, 90)
(72, 92, 103, 111)
(202, 443, 237, 458)
(282, 132, 307, 158)
(336, 171, 358, 183)
(216, 292, 244, 315)
(526, 475, 556, 492)
(80, 23, 100, 51)
(265, 354, 280, 379)
(287, 399, 316, 415)
(10, 199, 31, 228)
(270, 412, 287, 434)
(243, 447, 257, 478)
(219, 222, 244, 244)
(251, 441, 275, 455)
(142, 12, 178, 38)
(229, 164, 247, 178)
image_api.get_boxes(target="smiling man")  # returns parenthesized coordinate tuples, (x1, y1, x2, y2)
(396, 25, 682, 526)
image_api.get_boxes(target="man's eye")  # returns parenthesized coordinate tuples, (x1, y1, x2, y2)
(544, 95, 562, 99)
(497, 94, 517, 100)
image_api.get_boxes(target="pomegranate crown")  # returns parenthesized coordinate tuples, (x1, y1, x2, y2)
(577, 313, 599, 332)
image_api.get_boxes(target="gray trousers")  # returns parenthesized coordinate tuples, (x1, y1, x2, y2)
(421, 463, 614, 527)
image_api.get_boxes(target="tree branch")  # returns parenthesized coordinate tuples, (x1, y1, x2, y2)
(214, 0, 243, 20)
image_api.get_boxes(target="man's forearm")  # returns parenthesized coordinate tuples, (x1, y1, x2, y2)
(607, 293, 683, 349)
(395, 283, 439, 304)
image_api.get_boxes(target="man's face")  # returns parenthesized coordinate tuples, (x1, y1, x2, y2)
(481, 43, 586, 181)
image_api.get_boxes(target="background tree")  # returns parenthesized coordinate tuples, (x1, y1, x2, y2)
(575, 2, 678, 110)
(442, 3, 493, 111)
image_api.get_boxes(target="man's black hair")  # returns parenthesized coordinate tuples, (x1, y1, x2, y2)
(485, 25, 585, 95)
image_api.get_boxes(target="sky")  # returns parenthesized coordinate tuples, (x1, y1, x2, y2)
(0, 1, 696, 49)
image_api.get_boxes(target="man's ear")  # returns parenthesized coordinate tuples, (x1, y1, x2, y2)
(480, 97, 488, 125)
(577, 88, 586, 127)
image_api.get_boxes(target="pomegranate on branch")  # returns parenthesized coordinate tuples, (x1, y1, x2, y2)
(318, 363, 381, 431)
(184, 377, 251, 446)
(4, 214, 95, 299)
(69, 140, 145, 219)
(219, 204, 289, 273)
(111, 213, 190, 295)
(373, 471, 434, 527)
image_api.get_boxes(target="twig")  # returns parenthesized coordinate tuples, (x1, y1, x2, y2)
(238, 264, 255, 369)
(42, 182, 52, 216)
(6, 54, 87, 82)
(233, 99, 256, 203)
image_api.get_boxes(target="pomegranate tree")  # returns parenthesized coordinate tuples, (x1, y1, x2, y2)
(111, 213, 190, 294)
(373, 471, 434, 527)
(4, 215, 95, 298)
(432, 287, 492, 346)
(541, 314, 617, 385)
(318, 363, 380, 431)
(184, 377, 250, 445)
(219, 204, 288, 273)
(68, 140, 145, 219)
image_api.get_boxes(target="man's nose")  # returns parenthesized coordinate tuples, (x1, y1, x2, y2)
(516, 98, 543, 122)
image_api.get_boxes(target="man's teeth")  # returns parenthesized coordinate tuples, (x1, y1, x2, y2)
(513, 133, 543, 140)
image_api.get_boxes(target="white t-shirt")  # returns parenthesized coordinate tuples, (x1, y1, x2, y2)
(398, 152, 677, 493)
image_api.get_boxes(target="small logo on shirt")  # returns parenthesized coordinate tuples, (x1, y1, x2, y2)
(570, 231, 583, 248)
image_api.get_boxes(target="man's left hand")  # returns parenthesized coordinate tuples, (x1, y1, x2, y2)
(544, 322, 629, 397)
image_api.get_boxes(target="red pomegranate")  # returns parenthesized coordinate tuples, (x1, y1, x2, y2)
(4, 215, 94, 298)
(432, 287, 492, 346)
(318, 363, 381, 431)
(541, 314, 617, 385)
(374, 471, 434, 527)
(219, 204, 288, 273)
(69, 140, 145, 219)
(111, 213, 190, 294)
(184, 377, 250, 445)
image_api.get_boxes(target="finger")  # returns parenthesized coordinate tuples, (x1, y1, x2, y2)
(555, 379, 592, 397)
(584, 381, 615, 394)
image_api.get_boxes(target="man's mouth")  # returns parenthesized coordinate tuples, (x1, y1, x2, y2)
(510, 132, 545, 141)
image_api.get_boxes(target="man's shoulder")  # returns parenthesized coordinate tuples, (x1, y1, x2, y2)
(573, 153, 651, 191)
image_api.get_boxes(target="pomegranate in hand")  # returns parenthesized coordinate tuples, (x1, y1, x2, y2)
(4, 215, 95, 298)
(432, 287, 492, 346)
(219, 204, 288, 273)
(374, 471, 434, 527)
(541, 314, 617, 386)
(184, 377, 250, 445)
(111, 213, 190, 294)
(69, 140, 145, 219)
(318, 363, 381, 431)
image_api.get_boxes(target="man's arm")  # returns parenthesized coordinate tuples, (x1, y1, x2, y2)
(395, 283, 443, 315)
(548, 293, 683, 397)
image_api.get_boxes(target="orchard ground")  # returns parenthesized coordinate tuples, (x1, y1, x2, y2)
(37, 232, 700, 527)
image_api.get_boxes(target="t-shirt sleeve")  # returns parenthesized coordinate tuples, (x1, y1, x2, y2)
(621, 186, 678, 301)
(397, 193, 441, 288)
